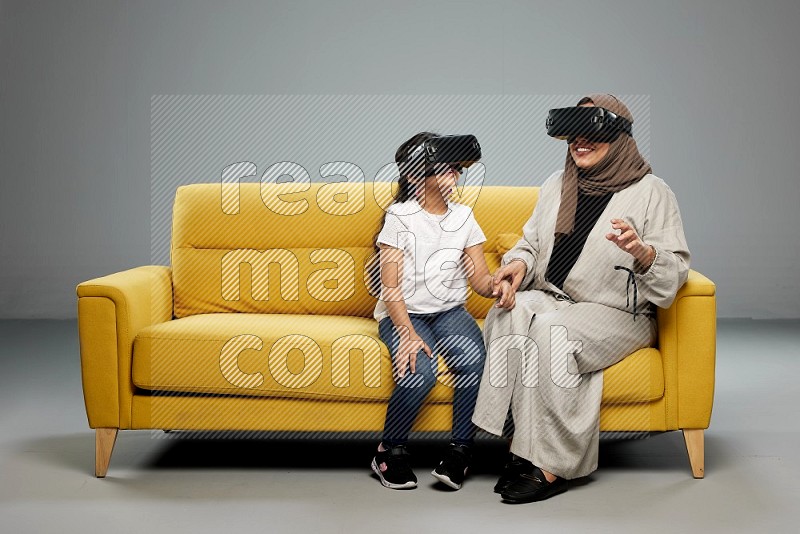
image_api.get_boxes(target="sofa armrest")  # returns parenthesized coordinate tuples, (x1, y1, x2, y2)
(656, 269, 717, 430)
(76, 265, 173, 428)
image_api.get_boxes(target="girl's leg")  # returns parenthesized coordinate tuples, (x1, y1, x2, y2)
(429, 306, 486, 446)
(379, 316, 438, 447)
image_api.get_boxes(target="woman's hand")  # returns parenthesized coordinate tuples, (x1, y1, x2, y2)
(606, 218, 655, 268)
(492, 259, 527, 293)
(493, 279, 516, 310)
(394, 326, 433, 379)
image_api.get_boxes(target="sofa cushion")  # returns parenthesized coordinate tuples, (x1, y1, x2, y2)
(495, 233, 523, 254)
(170, 183, 536, 319)
(133, 313, 457, 403)
(602, 348, 664, 404)
(133, 314, 664, 405)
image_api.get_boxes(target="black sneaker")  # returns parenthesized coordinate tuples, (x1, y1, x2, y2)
(431, 443, 471, 490)
(493, 453, 532, 493)
(371, 444, 417, 489)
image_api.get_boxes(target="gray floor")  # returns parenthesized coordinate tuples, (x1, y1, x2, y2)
(0, 319, 798, 533)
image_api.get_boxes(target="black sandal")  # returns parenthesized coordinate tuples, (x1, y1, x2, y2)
(494, 454, 533, 494)
(500, 465, 568, 503)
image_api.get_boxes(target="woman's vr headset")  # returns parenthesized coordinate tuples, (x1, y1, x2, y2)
(400, 134, 482, 178)
(546, 106, 632, 143)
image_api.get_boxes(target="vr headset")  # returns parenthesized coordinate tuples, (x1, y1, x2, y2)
(400, 134, 482, 178)
(546, 106, 632, 143)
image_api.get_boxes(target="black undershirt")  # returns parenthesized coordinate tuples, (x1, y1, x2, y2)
(545, 190, 614, 291)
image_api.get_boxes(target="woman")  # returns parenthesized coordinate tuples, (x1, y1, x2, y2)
(473, 94, 690, 503)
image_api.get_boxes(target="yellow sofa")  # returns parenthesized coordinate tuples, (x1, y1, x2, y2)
(77, 182, 716, 478)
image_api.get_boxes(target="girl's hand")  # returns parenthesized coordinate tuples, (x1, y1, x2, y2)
(606, 218, 655, 268)
(395, 327, 433, 379)
(493, 279, 516, 310)
(492, 259, 527, 293)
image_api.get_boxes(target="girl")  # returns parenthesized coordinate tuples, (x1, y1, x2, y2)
(369, 132, 514, 490)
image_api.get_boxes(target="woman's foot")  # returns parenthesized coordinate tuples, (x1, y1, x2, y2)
(500, 465, 568, 503)
(493, 453, 532, 493)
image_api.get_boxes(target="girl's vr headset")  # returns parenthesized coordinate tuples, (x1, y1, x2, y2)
(546, 106, 632, 143)
(400, 135, 482, 178)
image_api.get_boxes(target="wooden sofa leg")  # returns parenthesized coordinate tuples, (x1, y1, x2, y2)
(95, 428, 118, 478)
(682, 429, 705, 479)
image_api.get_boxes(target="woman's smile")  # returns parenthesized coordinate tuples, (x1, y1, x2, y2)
(569, 138, 610, 168)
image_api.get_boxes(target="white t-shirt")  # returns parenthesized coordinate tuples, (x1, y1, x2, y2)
(373, 198, 486, 322)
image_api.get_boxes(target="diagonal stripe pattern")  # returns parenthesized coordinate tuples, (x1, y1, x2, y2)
(149, 95, 652, 444)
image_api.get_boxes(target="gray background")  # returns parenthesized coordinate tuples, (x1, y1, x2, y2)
(1, 0, 798, 319)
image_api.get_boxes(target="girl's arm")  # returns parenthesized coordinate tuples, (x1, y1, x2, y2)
(464, 244, 515, 309)
(379, 244, 433, 377)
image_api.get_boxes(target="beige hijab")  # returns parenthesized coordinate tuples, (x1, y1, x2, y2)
(554, 93, 652, 240)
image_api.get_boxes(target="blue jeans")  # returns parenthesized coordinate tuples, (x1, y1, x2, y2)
(379, 305, 486, 447)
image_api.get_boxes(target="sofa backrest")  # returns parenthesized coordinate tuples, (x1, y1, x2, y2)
(171, 182, 538, 319)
